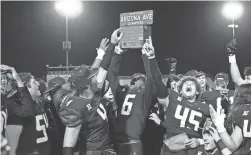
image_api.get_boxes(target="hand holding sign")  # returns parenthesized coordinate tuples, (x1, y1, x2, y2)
(111, 28, 123, 45)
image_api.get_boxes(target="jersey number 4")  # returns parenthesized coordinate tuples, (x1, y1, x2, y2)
(175, 105, 202, 131)
(121, 94, 136, 115)
(36, 114, 49, 144)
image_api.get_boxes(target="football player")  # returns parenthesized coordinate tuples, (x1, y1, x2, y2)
(6, 73, 50, 155)
(210, 83, 251, 155)
(201, 73, 234, 116)
(227, 37, 251, 86)
(107, 38, 154, 155)
(1, 65, 36, 135)
(52, 28, 122, 155)
(145, 37, 209, 155)
(185, 70, 214, 93)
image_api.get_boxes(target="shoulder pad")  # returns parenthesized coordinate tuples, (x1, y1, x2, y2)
(58, 96, 92, 127)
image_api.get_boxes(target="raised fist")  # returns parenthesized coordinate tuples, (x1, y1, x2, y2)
(166, 57, 177, 64)
(111, 28, 123, 45)
(226, 37, 237, 55)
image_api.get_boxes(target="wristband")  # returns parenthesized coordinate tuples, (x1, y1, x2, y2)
(63, 147, 74, 155)
(229, 55, 236, 63)
(148, 55, 155, 59)
(96, 48, 105, 60)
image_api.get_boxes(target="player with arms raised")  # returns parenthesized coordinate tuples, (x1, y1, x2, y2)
(6, 73, 50, 155)
(145, 37, 210, 155)
(107, 38, 154, 155)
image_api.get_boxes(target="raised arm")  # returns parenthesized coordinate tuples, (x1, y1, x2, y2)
(209, 105, 243, 151)
(5, 66, 36, 117)
(166, 57, 177, 75)
(96, 28, 123, 89)
(229, 59, 246, 86)
(227, 38, 246, 86)
(107, 45, 124, 103)
(144, 37, 169, 109)
(90, 38, 109, 69)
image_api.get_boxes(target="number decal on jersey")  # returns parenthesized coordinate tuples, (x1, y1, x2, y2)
(174, 105, 189, 128)
(36, 114, 49, 144)
(1, 111, 7, 130)
(216, 97, 223, 115)
(174, 105, 202, 131)
(243, 120, 251, 137)
(229, 96, 234, 104)
(216, 96, 234, 114)
(121, 94, 136, 115)
(97, 104, 107, 120)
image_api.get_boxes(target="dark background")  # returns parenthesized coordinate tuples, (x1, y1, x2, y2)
(2, 1, 251, 82)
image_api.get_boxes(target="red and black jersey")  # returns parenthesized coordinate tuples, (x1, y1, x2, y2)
(201, 90, 234, 114)
(162, 90, 210, 139)
(78, 94, 112, 151)
(7, 100, 51, 155)
(233, 104, 251, 154)
(108, 54, 154, 142)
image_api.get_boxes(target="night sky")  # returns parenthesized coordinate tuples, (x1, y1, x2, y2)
(2, 1, 251, 82)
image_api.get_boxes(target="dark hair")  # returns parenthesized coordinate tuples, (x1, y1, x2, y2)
(178, 76, 202, 99)
(130, 73, 146, 85)
(225, 84, 251, 133)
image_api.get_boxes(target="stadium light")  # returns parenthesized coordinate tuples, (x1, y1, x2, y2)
(222, 2, 244, 38)
(55, 0, 83, 71)
(55, 0, 82, 18)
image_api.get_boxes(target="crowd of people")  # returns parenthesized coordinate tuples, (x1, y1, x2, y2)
(1, 27, 251, 155)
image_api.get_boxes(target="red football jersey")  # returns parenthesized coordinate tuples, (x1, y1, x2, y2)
(78, 94, 112, 151)
(201, 90, 234, 114)
(162, 90, 210, 138)
(115, 86, 152, 142)
(233, 104, 251, 154)
(7, 111, 51, 155)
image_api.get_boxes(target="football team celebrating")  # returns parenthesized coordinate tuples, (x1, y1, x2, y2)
(1, 27, 251, 155)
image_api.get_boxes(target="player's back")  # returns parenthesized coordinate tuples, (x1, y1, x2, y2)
(115, 86, 148, 142)
(16, 108, 51, 155)
(79, 94, 111, 152)
(163, 90, 210, 139)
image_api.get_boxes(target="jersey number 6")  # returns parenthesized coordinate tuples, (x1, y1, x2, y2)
(121, 94, 136, 115)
